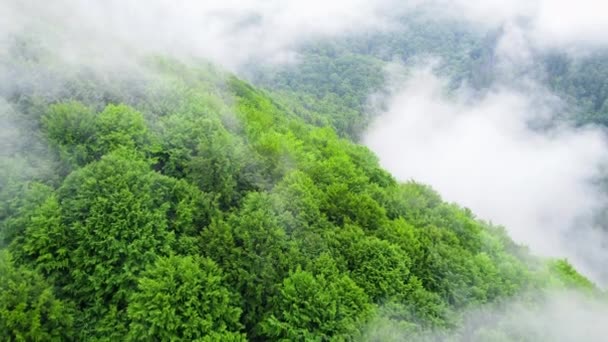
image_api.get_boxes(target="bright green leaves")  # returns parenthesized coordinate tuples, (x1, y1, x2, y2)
(51, 151, 176, 336)
(341, 234, 411, 302)
(11, 149, 213, 339)
(548, 259, 596, 291)
(1, 182, 55, 247)
(270, 171, 335, 266)
(156, 113, 261, 209)
(3, 61, 600, 342)
(42, 102, 152, 167)
(261, 269, 371, 341)
(95, 104, 150, 154)
(229, 77, 288, 141)
(11, 193, 69, 284)
(0, 250, 74, 341)
(252, 51, 385, 139)
(127, 255, 244, 341)
(226, 80, 555, 334)
(56, 151, 169, 292)
(185, 119, 251, 208)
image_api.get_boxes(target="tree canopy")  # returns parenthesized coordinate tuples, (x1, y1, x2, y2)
(0, 37, 603, 340)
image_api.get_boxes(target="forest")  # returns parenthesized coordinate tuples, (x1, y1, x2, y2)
(2, 2, 608, 341)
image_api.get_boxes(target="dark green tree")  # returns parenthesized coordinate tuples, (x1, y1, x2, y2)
(200, 192, 295, 337)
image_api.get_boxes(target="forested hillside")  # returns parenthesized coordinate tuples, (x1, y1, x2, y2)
(247, 14, 608, 290)
(0, 33, 600, 341)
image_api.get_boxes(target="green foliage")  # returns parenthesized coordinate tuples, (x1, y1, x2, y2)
(94, 104, 150, 154)
(548, 259, 596, 291)
(0, 54, 600, 341)
(201, 192, 293, 337)
(184, 118, 253, 208)
(42, 102, 154, 168)
(261, 268, 371, 341)
(542, 52, 608, 126)
(9, 148, 215, 338)
(250, 15, 485, 139)
(43, 101, 97, 167)
(0, 250, 74, 341)
(127, 255, 244, 341)
(1, 182, 55, 247)
(339, 234, 411, 302)
(251, 52, 385, 138)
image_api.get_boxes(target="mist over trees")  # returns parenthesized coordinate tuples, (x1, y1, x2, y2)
(2, 1, 608, 341)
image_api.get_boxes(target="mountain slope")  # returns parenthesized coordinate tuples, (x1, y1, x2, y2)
(0, 55, 598, 341)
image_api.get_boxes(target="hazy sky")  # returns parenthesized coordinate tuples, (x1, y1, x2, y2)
(445, 0, 608, 50)
(1, 0, 398, 68)
(3, 0, 608, 70)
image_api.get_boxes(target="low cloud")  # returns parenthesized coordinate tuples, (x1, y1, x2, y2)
(2, 0, 606, 79)
(529, 0, 608, 50)
(0, 0, 401, 70)
(365, 291, 608, 341)
(364, 66, 608, 284)
(436, 0, 608, 52)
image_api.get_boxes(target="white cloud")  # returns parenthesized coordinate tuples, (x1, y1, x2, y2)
(533, 0, 608, 50)
(2, 0, 606, 71)
(434, 0, 608, 51)
(366, 291, 608, 341)
(0, 0, 400, 69)
(364, 67, 608, 284)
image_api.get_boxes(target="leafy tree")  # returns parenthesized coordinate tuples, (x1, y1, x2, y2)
(200, 192, 295, 337)
(127, 255, 244, 341)
(94, 104, 152, 156)
(10, 149, 211, 338)
(185, 119, 248, 209)
(261, 268, 371, 341)
(548, 259, 595, 291)
(1, 48, 603, 342)
(42, 101, 97, 167)
(1, 182, 55, 247)
(341, 234, 411, 302)
(272, 171, 327, 234)
(0, 250, 74, 341)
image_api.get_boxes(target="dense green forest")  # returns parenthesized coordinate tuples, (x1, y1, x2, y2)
(0, 26, 604, 340)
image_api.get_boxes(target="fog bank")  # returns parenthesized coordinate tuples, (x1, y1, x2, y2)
(364, 67, 608, 284)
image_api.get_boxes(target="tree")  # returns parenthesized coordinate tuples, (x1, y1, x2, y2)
(345, 236, 411, 302)
(127, 255, 244, 341)
(12, 149, 209, 338)
(185, 119, 244, 209)
(261, 268, 371, 341)
(200, 192, 295, 337)
(0, 250, 74, 341)
(94, 104, 151, 156)
(42, 101, 97, 167)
